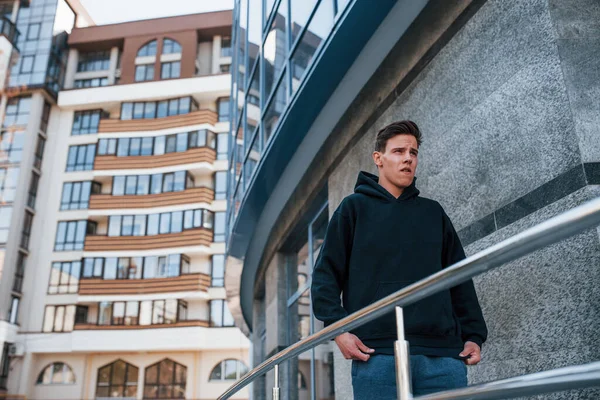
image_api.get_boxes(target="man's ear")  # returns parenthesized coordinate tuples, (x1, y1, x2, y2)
(372, 151, 382, 168)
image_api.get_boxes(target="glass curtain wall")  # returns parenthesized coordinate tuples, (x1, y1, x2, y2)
(286, 203, 334, 400)
(228, 0, 352, 240)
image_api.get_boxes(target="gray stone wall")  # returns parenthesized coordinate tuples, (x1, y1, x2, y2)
(328, 0, 600, 398)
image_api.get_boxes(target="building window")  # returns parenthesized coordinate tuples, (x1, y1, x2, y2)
(0, 342, 10, 389)
(209, 359, 248, 381)
(48, 261, 81, 294)
(0, 130, 25, 163)
(34, 135, 46, 170)
(120, 97, 198, 120)
(98, 129, 216, 157)
(96, 360, 138, 399)
(107, 209, 212, 237)
(160, 61, 180, 79)
(3, 97, 31, 127)
(217, 97, 230, 122)
(209, 299, 234, 327)
(0, 206, 12, 243)
(144, 359, 186, 399)
(214, 212, 226, 242)
(0, 167, 19, 203)
(12, 253, 26, 293)
(162, 38, 181, 55)
(220, 64, 231, 73)
(42, 305, 76, 332)
(82, 254, 189, 280)
(97, 299, 186, 326)
(112, 171, 192, 196)
(54, 220, 96, 251)
(72, 110, 103, 135)
(60, 181, 100, 210)
(36, 363, 75, 384)
(214, 171, 227, 200)
(217, 133, 228, 160)
(40, 101, 51, 133)
(221, 36, 232, 57)
(74, 77, 108, 88)
(66, 144, 96, 171)
(8, 296, 19, 324)
(137, 40, 157, 57)
(27, 172, 40, 209)
(77, 51, 110, 72)
(26, 23, 40, 40)
(135, 63, 154, 82)
(211, 254, 225, 287)
(20, 211, 33, 249)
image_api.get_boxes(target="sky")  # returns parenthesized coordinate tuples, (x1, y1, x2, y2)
(80, 0, 234, 25)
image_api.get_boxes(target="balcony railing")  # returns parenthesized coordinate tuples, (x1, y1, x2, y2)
(79, 273, 211, 295)
(0, 17, 19, 48)
(94, 147, 216, 170)
(89, 187, 215, 209)
(84, 228, 213, 252)
(98, 110, 218, 133)
(74, 319, 209, 330)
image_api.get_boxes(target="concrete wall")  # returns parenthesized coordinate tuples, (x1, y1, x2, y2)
(326, 0, 600, 398)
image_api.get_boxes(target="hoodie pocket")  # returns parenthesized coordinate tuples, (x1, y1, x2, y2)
(357, 281, 456, 339)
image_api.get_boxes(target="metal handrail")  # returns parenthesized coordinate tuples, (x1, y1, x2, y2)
(218, 196, 600, 399)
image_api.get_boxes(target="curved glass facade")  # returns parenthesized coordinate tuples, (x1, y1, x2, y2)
(227, 0, 352, 240)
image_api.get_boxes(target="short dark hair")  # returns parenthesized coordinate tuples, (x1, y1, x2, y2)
(375, 120, 422, 152)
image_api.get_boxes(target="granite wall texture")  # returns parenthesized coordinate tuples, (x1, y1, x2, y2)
(328, 0, 600, 398)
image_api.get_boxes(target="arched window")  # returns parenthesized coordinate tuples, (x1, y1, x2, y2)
(162, 39, 182, 55)
(137, 40, 157, 57)
(36, 362, 75, 384)
(96, 359, 138, 398)
(144, 358, 186, 399)
(209, 359, 248, 381)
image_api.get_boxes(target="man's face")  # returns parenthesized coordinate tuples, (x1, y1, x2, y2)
(373, 134, 419, 189)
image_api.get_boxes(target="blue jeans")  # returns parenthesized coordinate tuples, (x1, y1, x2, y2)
(351, 355, 467, 399)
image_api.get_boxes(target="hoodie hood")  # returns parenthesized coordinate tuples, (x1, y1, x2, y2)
(354, 171, 419, 201)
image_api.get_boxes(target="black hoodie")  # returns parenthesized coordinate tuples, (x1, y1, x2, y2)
(311, 171, 487, 357)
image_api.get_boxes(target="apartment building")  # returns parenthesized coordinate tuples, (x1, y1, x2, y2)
(0, 2, 249, 400)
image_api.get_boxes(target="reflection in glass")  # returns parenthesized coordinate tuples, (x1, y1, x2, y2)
(263, 71, 287, 145)
(264, 0, 287, 97)
(290, 0, 319, 45)
(247, 0, 262, 73)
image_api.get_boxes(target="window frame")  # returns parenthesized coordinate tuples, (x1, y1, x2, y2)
(36, 362, 76, 385)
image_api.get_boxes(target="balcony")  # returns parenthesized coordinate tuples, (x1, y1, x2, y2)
(79, 273, 211, 296)
(94, 147, 216, 170)
(84, 228, 213, 252)
(0, 17, 19, 48)
(98, 109, 218, 133)
(89, 187, 214, 210)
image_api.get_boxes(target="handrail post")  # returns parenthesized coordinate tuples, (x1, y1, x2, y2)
(395, 306, 412, 399)
(272, 363, 280, 400)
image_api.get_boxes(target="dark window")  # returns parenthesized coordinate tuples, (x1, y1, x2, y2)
(72, 110, 103, 135)
(66, 144, 96, 171)
(144, 359, 186, 399)
(0, 342, 10, 389)
(54, 220, 96, 251)
(27, 172, 40, 208)
(77, 51, 110, 72)
(0, 130, 25, 163)
(40, 101, 51, 133)
(75, 305, 88, 324)
(34, 135, 46, 169)
(209, 359, 248, 381)
(96, 360, 138, 399)
(217, 97, 230, 122)
(60, 181, 100, 210)
(12, 252, 26, 293)
(211, 254, 225, 287)
(137, 40, 157, 57)
(221, 36, 232, 57)
(120, 97, 197, 120)
(36, 362, 75, 384)
(74, 77, 108, 88)
(20, 211, 33, 249)
(214, 171, 227, 200)
(160, 61, 180, 79)
(48, 261, 81, 294)
(162, 39, 181, 55)
(42, 305, 76, 332)
(135, 64, 154, 82)
(210, 299, 234, 327)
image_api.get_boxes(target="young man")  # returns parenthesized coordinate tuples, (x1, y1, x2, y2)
(311, 121, 487, 398)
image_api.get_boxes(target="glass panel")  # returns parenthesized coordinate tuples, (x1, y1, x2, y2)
(264, 0, 287, 96)
(247, 0, 262, 71)
(263, 71, 287, 144)
(290, 0, 319, 44)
